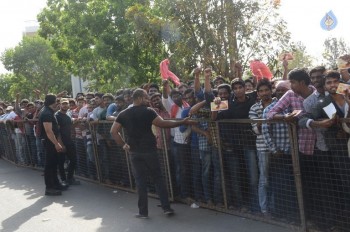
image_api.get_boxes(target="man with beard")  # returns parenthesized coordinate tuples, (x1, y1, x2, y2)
(110, 88, 197, 219)
(249, 79, 273, 217)
(307, 71, 350, 230)
(55, 98, 80, 185)
(150, 93, 171, 151)
(298, 66, 334, 228)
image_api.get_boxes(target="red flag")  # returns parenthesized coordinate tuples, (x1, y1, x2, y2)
(249, 60, 273, 81)
(160, 59, 181, 86)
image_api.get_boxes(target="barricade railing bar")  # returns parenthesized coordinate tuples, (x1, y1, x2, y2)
(1, 118, 350, 232)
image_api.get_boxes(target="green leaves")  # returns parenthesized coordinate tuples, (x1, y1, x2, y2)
(35, 0, 294, 89)
(0, 36, 71, 99)
(322, 37, 350, 69)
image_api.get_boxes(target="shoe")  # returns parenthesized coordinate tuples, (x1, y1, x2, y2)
(45, 188, 62, 196)
(55, 182, 69, 191)
(67, 178, 81, 185)
(163, 208, 175, 215)
(61, 180, 69, 186)
(190, 202, 200, 209)
(134, 214, 148, 219)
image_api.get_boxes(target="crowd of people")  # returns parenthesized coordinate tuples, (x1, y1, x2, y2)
(1, 60, 350, 230)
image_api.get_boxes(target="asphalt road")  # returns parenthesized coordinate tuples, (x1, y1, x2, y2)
(0, 159, 292, 232)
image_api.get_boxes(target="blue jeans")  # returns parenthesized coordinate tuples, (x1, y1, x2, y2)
(243, 148, 259, 212)
(14, 133, 26, 163)
(35, 137, 44, 167)
(84, 137, 96, 178)
(257, 150, 270, 213)
(26, 134, 37, 165)
(130, 151, 171, 216)
(269, 153, 298, 219)
(224, 150, 242, 207)
(171, 141, 190, 198)
(200, 148, 223, 203)
(97, 140, 110, 180)
(75, 138, 85, 175)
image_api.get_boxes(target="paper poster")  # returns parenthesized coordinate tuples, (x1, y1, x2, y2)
(336, 83, 350, 95)
(291, 110, 302, 117)
(323, 103, 337, 119)
(211, 100, 228, 111)
(337, 55, 350, 70)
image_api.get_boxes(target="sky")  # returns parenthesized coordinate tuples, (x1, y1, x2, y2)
(0, 0, 349, 74)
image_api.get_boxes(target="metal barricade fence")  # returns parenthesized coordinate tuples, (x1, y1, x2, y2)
(1, 118, 350, 232)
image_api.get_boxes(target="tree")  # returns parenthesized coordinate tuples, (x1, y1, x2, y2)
(128, 0, 292, 80)
(1, 35, 71, 98)
(0, 73, 18, 102)
(287, 42, 313, 69)
(38, 0, 292, 88)
(322, 37, 350, 69)
(38, 0, 166, 90)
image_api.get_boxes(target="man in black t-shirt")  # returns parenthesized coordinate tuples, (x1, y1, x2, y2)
(40, 94, 65, 196)
(55, 98, 80, 186)
(110, 88, 196, 219)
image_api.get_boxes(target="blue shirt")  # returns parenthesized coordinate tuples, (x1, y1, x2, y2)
(179, 107, 198, 147)
(106, 103, 118, 117)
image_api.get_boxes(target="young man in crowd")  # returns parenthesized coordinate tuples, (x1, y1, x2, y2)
(217, 78, 258, 212)
(297, 66, 335, 228)
(148, 83, 160, 95)
(179, 88, 203, 206)
(190, 67, 224, 207)
(261, 80, 298, 220)
(305, 71, 350, 230)
(162, 80, 191, 202)
(210, 76, 258, 212)
(55, 98, 80, 186)
(266, 68, 316, 225)
(249, 79, 273, 217)
(106, 95, 126, 121)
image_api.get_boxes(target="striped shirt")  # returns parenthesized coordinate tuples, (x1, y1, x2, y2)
(249, 99, 271, 152)
(262, 100, 290, 154)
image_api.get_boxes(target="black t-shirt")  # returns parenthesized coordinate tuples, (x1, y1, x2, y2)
(39, 106, 59, 140)
(55, 111, 73, 145)
(217, 94, 257, 148)
(116, 105, 158, 153)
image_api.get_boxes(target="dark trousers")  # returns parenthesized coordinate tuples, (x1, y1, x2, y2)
(58, 143, 77, 181)
(299, 151, 338, 226)
(171, 142, 190, 198)
(269, 153, 298, 220)
(130, 151, 171, 216)
(43, 140, 60, 189)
